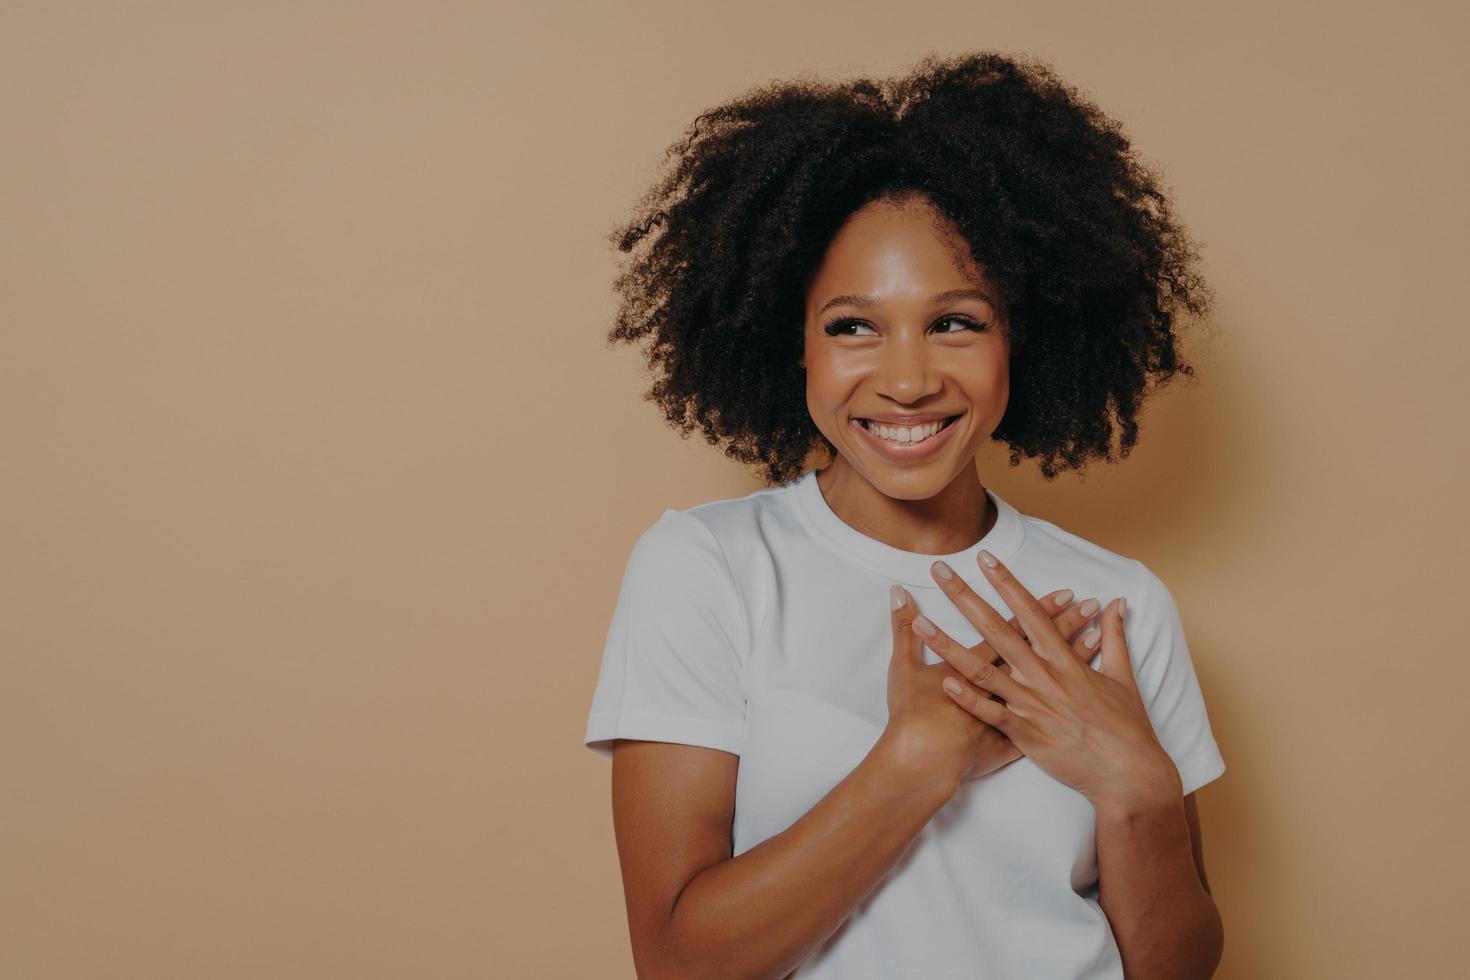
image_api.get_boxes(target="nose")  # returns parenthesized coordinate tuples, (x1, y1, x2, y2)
(874, 330, 941, 403)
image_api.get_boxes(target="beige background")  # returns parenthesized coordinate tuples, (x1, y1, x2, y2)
(2, 2, 1466, 977)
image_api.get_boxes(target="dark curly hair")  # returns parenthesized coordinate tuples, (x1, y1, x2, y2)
(605, 50, 1216, 486)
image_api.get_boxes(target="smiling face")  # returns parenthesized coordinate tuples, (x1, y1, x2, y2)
(801, 193, 1011, 502)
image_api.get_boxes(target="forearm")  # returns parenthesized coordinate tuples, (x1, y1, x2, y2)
(1096, 776, 1223, 980)
(656, 733, 954, 980)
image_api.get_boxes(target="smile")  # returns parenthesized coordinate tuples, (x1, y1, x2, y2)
(856, 416, 959, 443)
(849, 414, 963, 460)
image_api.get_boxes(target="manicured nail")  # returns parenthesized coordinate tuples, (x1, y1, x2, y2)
(932, 560, 954, 580)
(1078, 598, 1100, 618)
(913, 613, 937, 636)
(891, 584, 907, 609)
(978, 549, 997, 568)
(1083, 628, 1101, 649)
(1118, 597, 1128, 617)
(1053, 589, 1074, 606)
(944, 678, 963, 695)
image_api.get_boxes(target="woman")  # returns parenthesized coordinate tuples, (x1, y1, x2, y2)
(584, 50, 1225, 980)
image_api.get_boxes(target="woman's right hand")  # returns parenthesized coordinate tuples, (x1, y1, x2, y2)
(882, 581, 1102, 793)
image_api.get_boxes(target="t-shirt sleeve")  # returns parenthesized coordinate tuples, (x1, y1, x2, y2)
(1126, 559, 1227, 797)
(583, 508, 751, 759)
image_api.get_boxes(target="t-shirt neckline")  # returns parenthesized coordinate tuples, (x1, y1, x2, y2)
(790, 468, 1026, 589)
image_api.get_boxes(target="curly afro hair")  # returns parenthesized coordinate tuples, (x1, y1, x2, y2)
(605, 50, 1215, 486)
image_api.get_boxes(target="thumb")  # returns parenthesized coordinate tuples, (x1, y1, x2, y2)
(889, 583, 925, 671)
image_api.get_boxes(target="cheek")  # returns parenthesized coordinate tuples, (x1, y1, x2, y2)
(974, 348, 1010, 398)
(986, 370, 1010, 421)
(801, 359, 860, 444)
(803, 368, 840, 426)
(954, 353, 1010, 430)
(801, 352, 848, 406)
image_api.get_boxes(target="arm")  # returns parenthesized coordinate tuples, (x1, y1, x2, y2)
(1094, 561, 1226, 978)
(611, 731, 954, 980)
(1096, 781, 1223, 980)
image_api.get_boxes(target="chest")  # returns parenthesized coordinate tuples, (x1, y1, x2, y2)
(730, 571, 1101, 892)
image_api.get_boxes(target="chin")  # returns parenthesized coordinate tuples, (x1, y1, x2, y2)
(847, 455, 974, 502)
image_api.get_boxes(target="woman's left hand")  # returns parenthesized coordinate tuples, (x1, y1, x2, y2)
(910, 549, 1182, 810)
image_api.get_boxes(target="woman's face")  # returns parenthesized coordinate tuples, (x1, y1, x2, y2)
(801, 195, 1011, 501)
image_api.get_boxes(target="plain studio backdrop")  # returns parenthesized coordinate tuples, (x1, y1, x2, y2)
(2, 2, 1466, 977)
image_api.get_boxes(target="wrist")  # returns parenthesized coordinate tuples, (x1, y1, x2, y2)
(1090, 749, 1183, 817)
(871, 727, 960, 805)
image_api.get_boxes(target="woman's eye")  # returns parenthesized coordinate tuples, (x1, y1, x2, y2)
(822, 318, 878, 337)
(933, 315, 988, 334)
(821, 315, 989, 337)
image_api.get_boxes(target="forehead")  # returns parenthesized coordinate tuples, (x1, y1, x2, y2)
(806, 198, 995, 306)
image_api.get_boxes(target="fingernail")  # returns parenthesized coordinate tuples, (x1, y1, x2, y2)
(932, 560, 954, 580)
(913, 613, 937, 636)
(1083, 628, 1101, 649)
(891, 584, 907, 609)
(1053, 588, 1074, 606)
(944, 678, 963, 695)
(1078, 598, 1100, 618)
(1118, 597, 1128, 617)
(978, 549, 997, 568)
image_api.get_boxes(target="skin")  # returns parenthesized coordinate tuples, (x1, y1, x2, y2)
(907, 556, 1222, 979)
(610, 192, 1221, 980)
(800, 194, 1009, 556)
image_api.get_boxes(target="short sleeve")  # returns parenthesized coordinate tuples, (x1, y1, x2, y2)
(1126, 560, 1227, 796)
(583, 508, 751, 759)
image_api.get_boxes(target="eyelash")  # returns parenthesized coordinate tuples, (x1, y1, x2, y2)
(820, 315, 990, 337)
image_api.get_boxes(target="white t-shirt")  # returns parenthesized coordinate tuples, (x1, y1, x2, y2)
(584, 468, 1226, 979)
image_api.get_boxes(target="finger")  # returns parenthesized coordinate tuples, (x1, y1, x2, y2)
(977, 592, 1100, 695)
(1055, 597, 1104, 667)
(1097, 596, 1138, 689)
(1054, 596, 1102, 646)
(941, 673, 1019, 736)
(1072, 622, 1104, 670)
(999, 593, 1100, 658)
(982, 595, 1077, 698)
(987, 592, 1095, 668)
(976, 549, 1075, 667)
(911, 612, 1033, 709)
(889, 583, 924, 671)
(927, 559, 1045, 678)
(1013, 588, 1075, 644)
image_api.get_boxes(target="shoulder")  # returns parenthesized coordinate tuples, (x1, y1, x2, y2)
(618, 481, 795, 621)
(1010, 508, 1149, 591)
(622, 507, 735, 595)
(634, 480, 803, 577)
(677, 479, 802, 544)
(630, 480, 782, 558)
(1006, 508, 1180, 654)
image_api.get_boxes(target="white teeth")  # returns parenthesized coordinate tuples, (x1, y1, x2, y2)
(859, 417, 951, 444)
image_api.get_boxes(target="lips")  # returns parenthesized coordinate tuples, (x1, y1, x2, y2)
(854, 412, 958, 426)
(849, 412, 963, 461)
(855, 415, 961, 441)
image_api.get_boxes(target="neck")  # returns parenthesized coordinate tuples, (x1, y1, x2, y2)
(814, 457, 996, 556)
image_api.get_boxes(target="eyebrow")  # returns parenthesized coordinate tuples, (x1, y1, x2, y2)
(816, 288, 996, 318)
